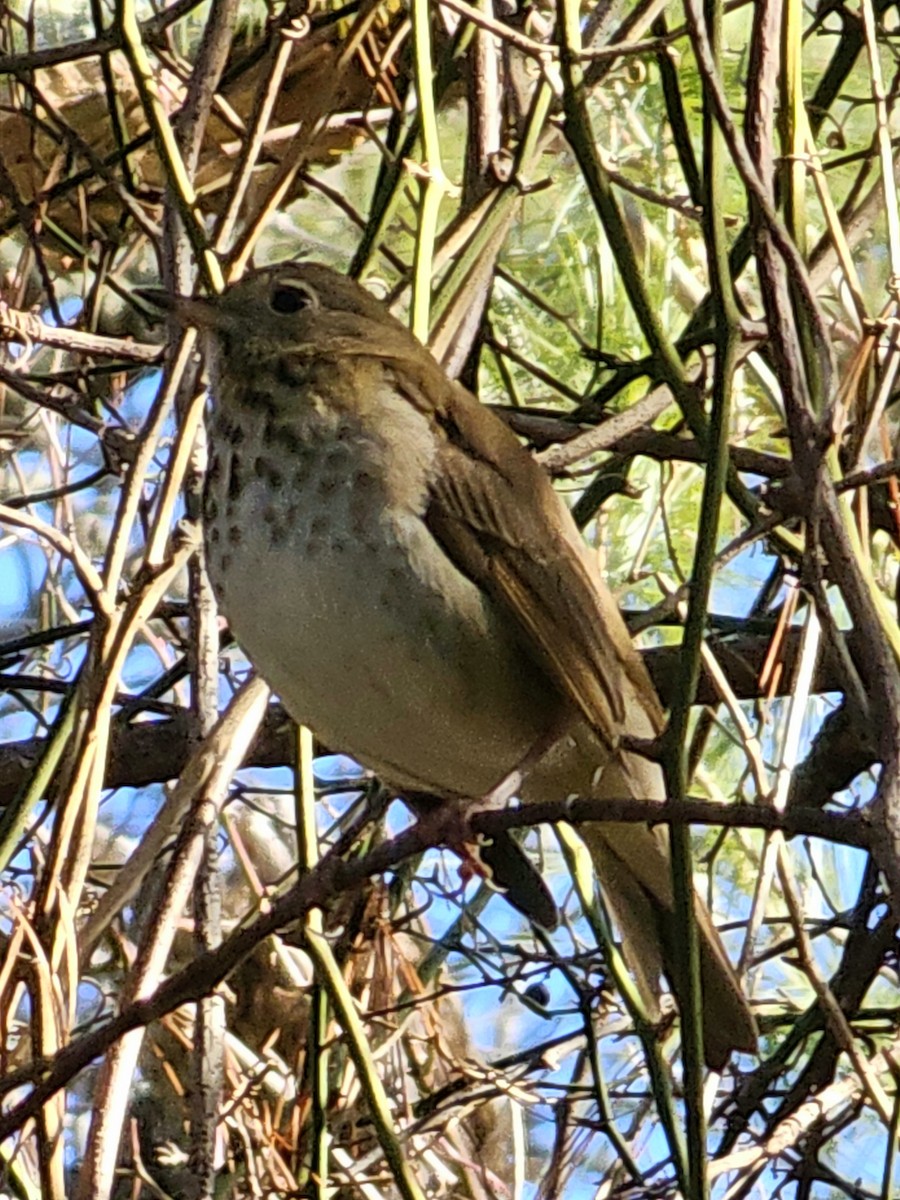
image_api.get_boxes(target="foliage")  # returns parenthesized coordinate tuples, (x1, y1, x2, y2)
(0, 0, 899, 1197)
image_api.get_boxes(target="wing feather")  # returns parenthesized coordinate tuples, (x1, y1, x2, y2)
(404, 370, 665, 748)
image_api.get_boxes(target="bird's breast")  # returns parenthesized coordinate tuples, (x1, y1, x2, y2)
(204, 377, 560, 797)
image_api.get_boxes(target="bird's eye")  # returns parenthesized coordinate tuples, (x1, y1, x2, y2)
(270, 283, 315, 315)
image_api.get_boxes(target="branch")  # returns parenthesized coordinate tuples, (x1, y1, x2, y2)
(0, 626, 878, 807)
(0, 791, 870, 1142)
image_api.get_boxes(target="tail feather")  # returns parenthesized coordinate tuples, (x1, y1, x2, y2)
(581, 820, 757, 1068)
(526, 733, 757, 1067)
(404, 792, 559, 929)
(477, 830, 559, 929)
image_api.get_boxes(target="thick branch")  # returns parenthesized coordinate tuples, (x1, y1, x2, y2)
(0, 791, 870, 1142)
(0, 627, 871, 805)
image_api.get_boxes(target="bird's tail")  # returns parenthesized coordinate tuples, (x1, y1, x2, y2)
(578, 817, 757, 1068)
(527, 735, 757, 1067)
(476, 828, 559, 929)
(404, 792, 559, 929)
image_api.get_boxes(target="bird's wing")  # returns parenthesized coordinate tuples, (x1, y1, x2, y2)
(386, 354, 758, 1064)
(407, 368, 665, 749)
(280, 318, 661, 748)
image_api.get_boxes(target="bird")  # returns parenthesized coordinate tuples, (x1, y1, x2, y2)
(152, 261, 757, 1067)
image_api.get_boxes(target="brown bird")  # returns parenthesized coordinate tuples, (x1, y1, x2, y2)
(156, 262, 757, 1067)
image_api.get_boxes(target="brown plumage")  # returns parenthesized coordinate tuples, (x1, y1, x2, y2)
(161, 262, 757, 1067)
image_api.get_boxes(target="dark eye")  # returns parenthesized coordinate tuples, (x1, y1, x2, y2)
(270, 283, 314, 315)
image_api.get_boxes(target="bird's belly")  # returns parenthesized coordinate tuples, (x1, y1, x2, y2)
(206, 465, 559, 798)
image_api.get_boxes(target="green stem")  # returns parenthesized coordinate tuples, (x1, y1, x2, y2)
(116, 0, 223, 294)
(303, 928, 428, 1200)
(0, 687, 78, 873)
(556, 824, 689, 1192)
(296, 725, 330, 1198)
(666, 0, 741, 1190)
(555, 0, 703, 431)
(410, 0, 452, 339)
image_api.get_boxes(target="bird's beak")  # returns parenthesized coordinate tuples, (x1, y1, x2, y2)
(134, 288, 227, 330)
